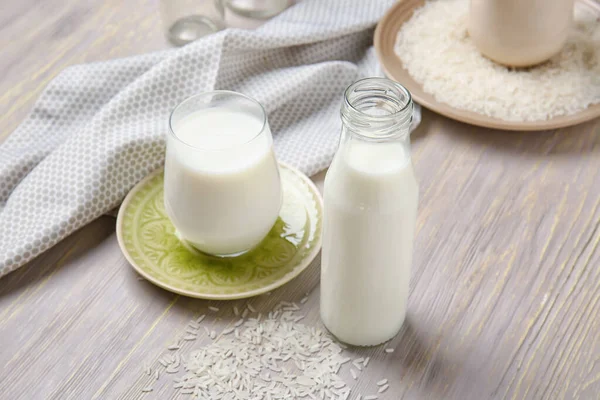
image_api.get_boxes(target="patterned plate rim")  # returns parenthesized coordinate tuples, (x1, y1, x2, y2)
(116, 162, 323, 300)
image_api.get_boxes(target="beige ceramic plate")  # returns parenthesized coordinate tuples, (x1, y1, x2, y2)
(374, 0, 600, 131)
(116, 162, 323, 300)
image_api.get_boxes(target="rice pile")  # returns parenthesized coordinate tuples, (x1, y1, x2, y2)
(394, 0, 600, 122)
(142, 300, 393, 399)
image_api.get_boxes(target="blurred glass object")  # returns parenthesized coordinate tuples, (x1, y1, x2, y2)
(160, 0, 225, 46)
(224, 0, 292, 19)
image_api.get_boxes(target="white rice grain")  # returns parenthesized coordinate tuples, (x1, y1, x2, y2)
(378, 384, 389, 393)
(222, 327, 235, 335)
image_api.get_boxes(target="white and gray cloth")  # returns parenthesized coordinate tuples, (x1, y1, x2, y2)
(0, 0, 421, 277)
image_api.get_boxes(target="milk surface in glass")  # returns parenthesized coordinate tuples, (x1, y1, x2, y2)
(164, 92, 281, 256)
(321, 78, 418, 346)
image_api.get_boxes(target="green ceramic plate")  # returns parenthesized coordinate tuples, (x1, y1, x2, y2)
(116, 163, 323, 299)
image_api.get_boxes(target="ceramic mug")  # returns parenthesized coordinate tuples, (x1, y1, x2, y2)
(469, 0, 574, 67)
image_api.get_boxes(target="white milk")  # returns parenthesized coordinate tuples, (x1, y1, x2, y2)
(164, 107, 282, 255)
(321, 140, 418, 346)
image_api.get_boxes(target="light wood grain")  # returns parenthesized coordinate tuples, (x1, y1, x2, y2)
(1, 1, 600, 399)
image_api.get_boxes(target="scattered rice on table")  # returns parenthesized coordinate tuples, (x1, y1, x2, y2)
(149, 300, 398, 399)
(167, 301, 359, 399)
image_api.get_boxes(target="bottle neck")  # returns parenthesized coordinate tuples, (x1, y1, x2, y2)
(338, 125, 412, 173)
(338, 78, 413, 163)
(340, 124, 411, 148)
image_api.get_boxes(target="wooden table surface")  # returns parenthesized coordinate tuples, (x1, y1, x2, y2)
(1, 1, 600, 399)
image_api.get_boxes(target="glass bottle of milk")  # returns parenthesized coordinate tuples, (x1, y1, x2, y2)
(321, 77, 418, 346)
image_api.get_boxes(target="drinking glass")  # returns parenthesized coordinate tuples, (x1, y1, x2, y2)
(164, 91, 282, 256)
(223, 0, 291, 19)
(160, 0, 225, 46)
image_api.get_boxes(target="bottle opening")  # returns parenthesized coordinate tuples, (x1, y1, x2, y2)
(342, 78, 413, 139)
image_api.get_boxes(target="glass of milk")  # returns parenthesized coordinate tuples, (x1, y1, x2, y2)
(321, 78, 418, 346)
(164, 91, 282, 256)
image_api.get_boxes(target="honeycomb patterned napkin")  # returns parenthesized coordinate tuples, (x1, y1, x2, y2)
(0, 0, 421, 277)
